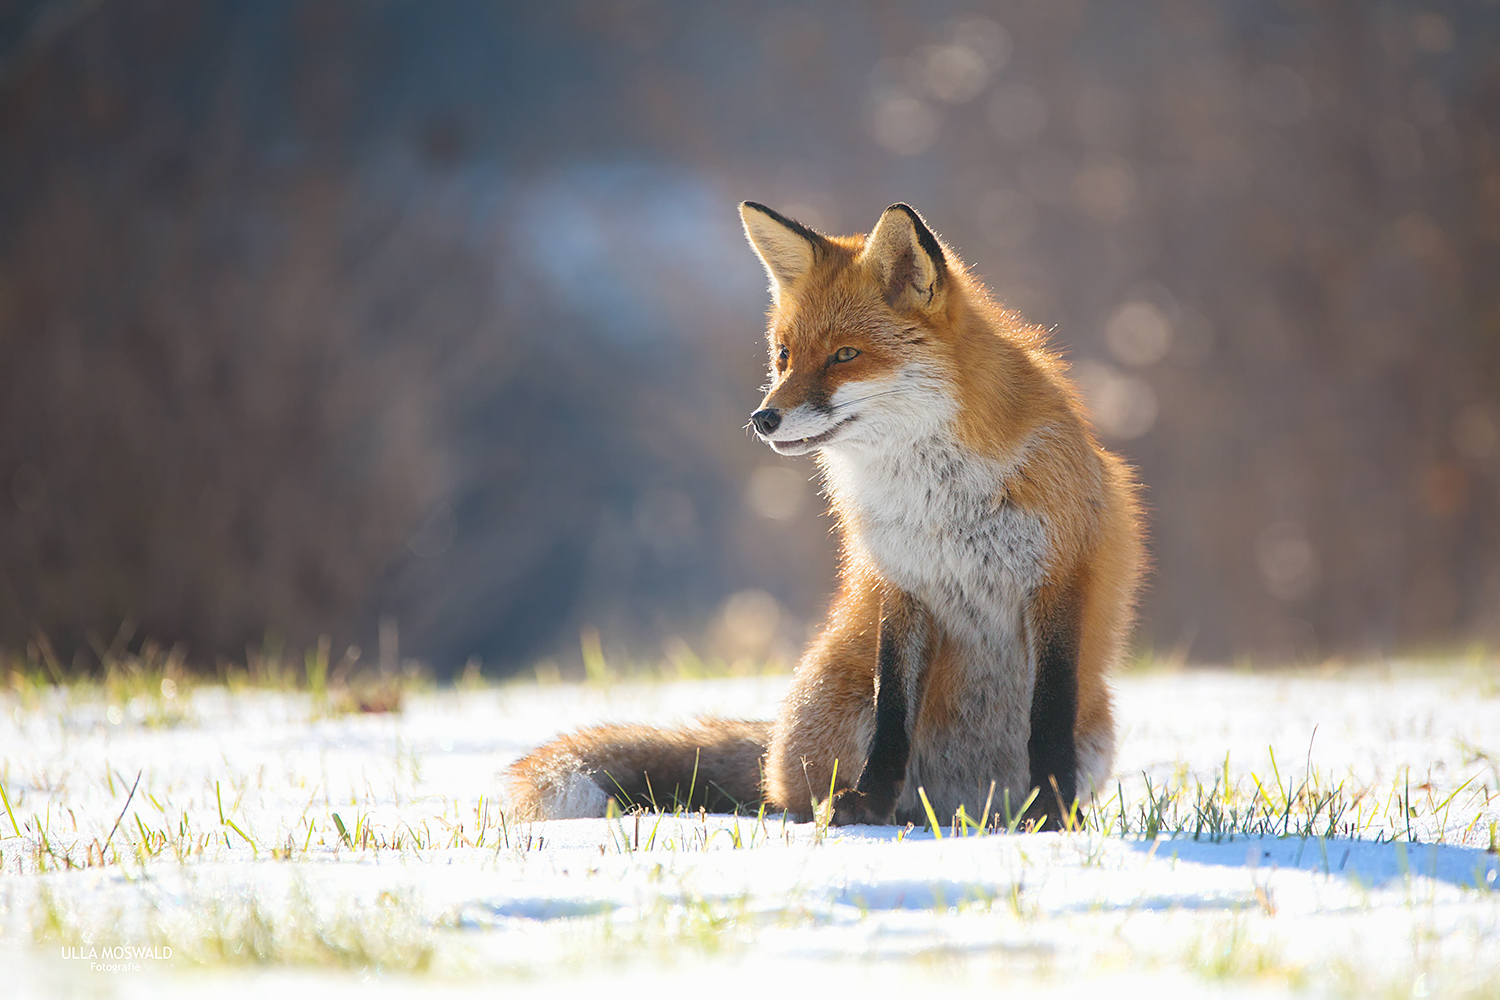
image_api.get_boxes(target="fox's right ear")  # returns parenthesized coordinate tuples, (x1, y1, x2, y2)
(740, 202, 826, 304)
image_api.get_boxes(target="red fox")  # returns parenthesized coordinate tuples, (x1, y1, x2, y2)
(507, 202, 1144, 829)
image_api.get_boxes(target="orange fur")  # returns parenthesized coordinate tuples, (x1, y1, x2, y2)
(505, 202, 1145, 826)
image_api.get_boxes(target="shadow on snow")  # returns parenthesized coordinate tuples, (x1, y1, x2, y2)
(1127, 834, 1500, 891)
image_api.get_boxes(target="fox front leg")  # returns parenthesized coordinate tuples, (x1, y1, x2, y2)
(832, 590, 931, 826)
(1023, 576, 1083, 831)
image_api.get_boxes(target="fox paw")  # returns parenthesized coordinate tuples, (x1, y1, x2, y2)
(830, 788, 896, 826)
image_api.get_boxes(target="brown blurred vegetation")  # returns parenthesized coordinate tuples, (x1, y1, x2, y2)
(0, 0, 1497, 675)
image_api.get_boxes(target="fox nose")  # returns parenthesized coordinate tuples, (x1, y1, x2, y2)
(750, 408, 782, 436)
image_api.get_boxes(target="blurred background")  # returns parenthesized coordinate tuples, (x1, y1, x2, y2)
(1, 0, 1497, 678)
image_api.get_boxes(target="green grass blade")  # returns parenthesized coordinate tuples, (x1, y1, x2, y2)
(1007, 787, 1040, 835)
(0, 780, 20, 838)
(918, 786, 942, 839)
(688, 748, 701, 810)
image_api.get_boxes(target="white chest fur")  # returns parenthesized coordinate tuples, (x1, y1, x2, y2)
(821, 433, 1049, 638)
(822, 428, 1050, 810)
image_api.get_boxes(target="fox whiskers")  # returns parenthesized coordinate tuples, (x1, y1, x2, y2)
(828, 387, 914, 414)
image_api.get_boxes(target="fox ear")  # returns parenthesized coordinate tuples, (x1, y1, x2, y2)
(860, 203, 947, 311)
(740, 201, 826, 304)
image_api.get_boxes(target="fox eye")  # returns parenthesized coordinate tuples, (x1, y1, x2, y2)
(776, 345, 789, 363)
(833, 346, 861, 363)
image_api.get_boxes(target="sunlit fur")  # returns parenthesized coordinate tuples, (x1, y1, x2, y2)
(507, 719, 769, 819)
(506, 203, 1144, 825)
(748, 204, 1144, 822)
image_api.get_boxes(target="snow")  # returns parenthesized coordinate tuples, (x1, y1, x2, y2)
(1, 667, 1498, 997)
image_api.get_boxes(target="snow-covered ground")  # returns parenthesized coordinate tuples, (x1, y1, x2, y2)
(2, 666, 1498, 997)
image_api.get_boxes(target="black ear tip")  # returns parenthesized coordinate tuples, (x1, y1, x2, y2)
(879, 203, 946, 270)
(741, 202, 826, 246)
(884, 203, 924, 224)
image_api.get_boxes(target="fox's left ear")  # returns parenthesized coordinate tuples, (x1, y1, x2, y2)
(860, 203, 948, 312)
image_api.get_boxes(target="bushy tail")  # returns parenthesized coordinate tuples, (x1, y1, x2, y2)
(505, 718, 771, 820)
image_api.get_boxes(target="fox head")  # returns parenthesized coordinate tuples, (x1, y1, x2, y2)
(739, 201, 973, 458)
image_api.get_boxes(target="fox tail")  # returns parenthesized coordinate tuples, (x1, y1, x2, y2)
(504, 718, 771, 819)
